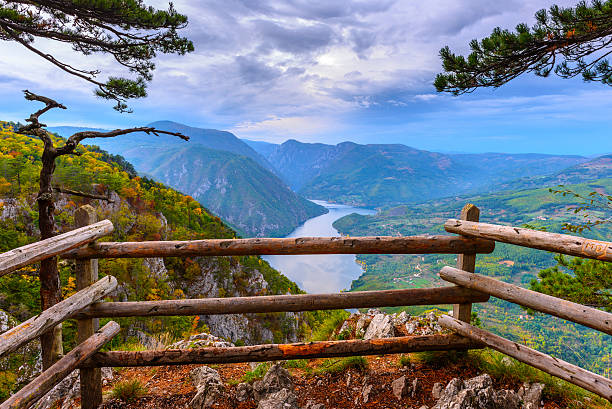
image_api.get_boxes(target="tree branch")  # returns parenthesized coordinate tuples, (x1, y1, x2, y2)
(53, 186, 113, 202)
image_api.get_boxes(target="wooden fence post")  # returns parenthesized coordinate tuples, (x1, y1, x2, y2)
(75, 205, 102, 409)
(453, 204, 479, 323)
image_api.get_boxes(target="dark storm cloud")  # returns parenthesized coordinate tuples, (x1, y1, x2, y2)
(235, 56, 282, 84)
(254, 20, 335, 54)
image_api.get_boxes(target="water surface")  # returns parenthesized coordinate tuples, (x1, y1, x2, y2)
(263, 200, 375, 293)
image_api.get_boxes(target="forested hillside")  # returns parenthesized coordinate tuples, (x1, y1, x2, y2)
(50, 123, 326, 237)
(0, 122, 327, 396)
(334, 177, 612, 376)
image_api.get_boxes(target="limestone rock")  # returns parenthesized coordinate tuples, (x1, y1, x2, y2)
(257, 388, 300, 409)
(518, 382, 544, 409)
(432, 374, 521, 409)
(432, 382, 444, 399)
(253, 364, 295, 401)
(364, 314, 395, 339)
(391, 375, 410, 400)
(236, 382, 253, 402)
(190, 366, 225, 408)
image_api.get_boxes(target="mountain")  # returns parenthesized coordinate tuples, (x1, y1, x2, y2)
(490, 154, 612, 192)
(119, 143, 326, 237)
(251, 139, 588, 207)
(50, 121, 275, 173)
(50, 122, 326, 237)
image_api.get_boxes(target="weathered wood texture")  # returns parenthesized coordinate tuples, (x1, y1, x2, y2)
(439, 315, 612, 401)
(440, 266, 612, 336)
(76, 286, 490, 319)
(74, 206, 102, 409)
(0, 321, 120, 409)
(0, 220, 113, 277)
(82, 334, 483, 368)
(0, 276, 117, 358)
(64, 235, 495, 259)
(453, 204, 480, 323)
(445, 219, 612, 262)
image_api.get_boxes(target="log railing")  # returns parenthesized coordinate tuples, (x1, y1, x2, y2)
(2, 203, 612, 407)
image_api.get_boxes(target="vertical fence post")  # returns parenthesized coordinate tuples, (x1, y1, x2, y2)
(453, 203, 480, 323)
(75, 205, 102, 409)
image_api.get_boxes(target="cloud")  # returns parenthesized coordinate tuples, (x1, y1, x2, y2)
(0, 0, 590, 147)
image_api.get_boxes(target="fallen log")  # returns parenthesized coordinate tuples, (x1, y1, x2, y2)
(76, 286, 490, 319)
(0, 321, 120, 409)
(0, 276, 117, 358)
(0, 220, 113, 276)
(439, 315, 612, 401)
(81, 334, 483, 368)
(444, 219, 612, 262)
(440, 266, 612, 335)
(64, 235, 495, 259)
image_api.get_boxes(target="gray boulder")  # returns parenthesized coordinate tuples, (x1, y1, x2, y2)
(518, 382, 544, 409)
(364, 314, 395, 339)
(253, 364, 295, 401)
(190, 366, 225, 408)
(432, 374, 521, 409)
(257, 388, 300, 409)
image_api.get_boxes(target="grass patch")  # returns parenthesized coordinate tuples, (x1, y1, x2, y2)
(468, 349, 612, 409)
(283, 359, 308, 369)
(241, 363, 271, 383)
(403, 350, 465, 367)
(111, 379, 147, 402)
(313, 356, 368, 375)
(310, 310, 350, 341)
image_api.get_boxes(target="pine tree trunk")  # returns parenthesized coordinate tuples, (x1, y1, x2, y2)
(38, 145, 63, 370)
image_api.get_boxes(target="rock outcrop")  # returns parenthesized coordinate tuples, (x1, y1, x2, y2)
(190, 366, 226, 408)
(432, 374, 544, 409)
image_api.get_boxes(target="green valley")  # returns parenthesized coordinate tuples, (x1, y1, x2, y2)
(334, 177, 612, 376)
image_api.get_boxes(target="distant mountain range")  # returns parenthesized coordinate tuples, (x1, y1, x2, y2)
(49, 122, 326, 237)
(248, 139, 589, 207)
(52, 121, 608, 235)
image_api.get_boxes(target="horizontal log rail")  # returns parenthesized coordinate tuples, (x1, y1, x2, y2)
(440, 267, 612, 335)
(439, 315, 612, 401)
(0, 220, 113, 276)
(76, 286, 490, 319)
(0, 276, 117, 358)
(445, 219, 612, 262)
(81, 334, 483, 368)
(64, 235, 495, 259)
(0, 321, 120, 409)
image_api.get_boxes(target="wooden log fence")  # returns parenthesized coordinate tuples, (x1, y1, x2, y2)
(439, 315, 612, 401)
(64, 235, 495, 259)
(82, 334, 483, 368)
(75, 206, 103, 409)
(0, 321, 120, 409)
(445, 218, 612, 262)
(453, 204, 480, 323)
(76, 286, 489, 319)
(0, 220, 113, 276)
(440, 266, 612, 335)
(0, 276, 117, 358)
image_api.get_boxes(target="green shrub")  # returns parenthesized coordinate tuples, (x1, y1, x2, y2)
(241, 363, 271, 383)
(111, 379, 147, 402)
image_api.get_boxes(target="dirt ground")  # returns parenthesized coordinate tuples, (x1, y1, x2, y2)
(91, 354, 572, 409)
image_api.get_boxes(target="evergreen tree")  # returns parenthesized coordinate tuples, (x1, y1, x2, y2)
(0, 0, 194, 111)
(435, 0, 612, 94)
(434, 1, 612, 312)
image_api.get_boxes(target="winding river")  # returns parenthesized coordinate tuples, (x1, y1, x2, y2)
(263, 200, 376, 293)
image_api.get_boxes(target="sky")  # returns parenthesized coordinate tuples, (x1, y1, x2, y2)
(0, 0, 611, 155)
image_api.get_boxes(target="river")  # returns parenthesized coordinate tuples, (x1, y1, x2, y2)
(263, 200, 376, 293)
